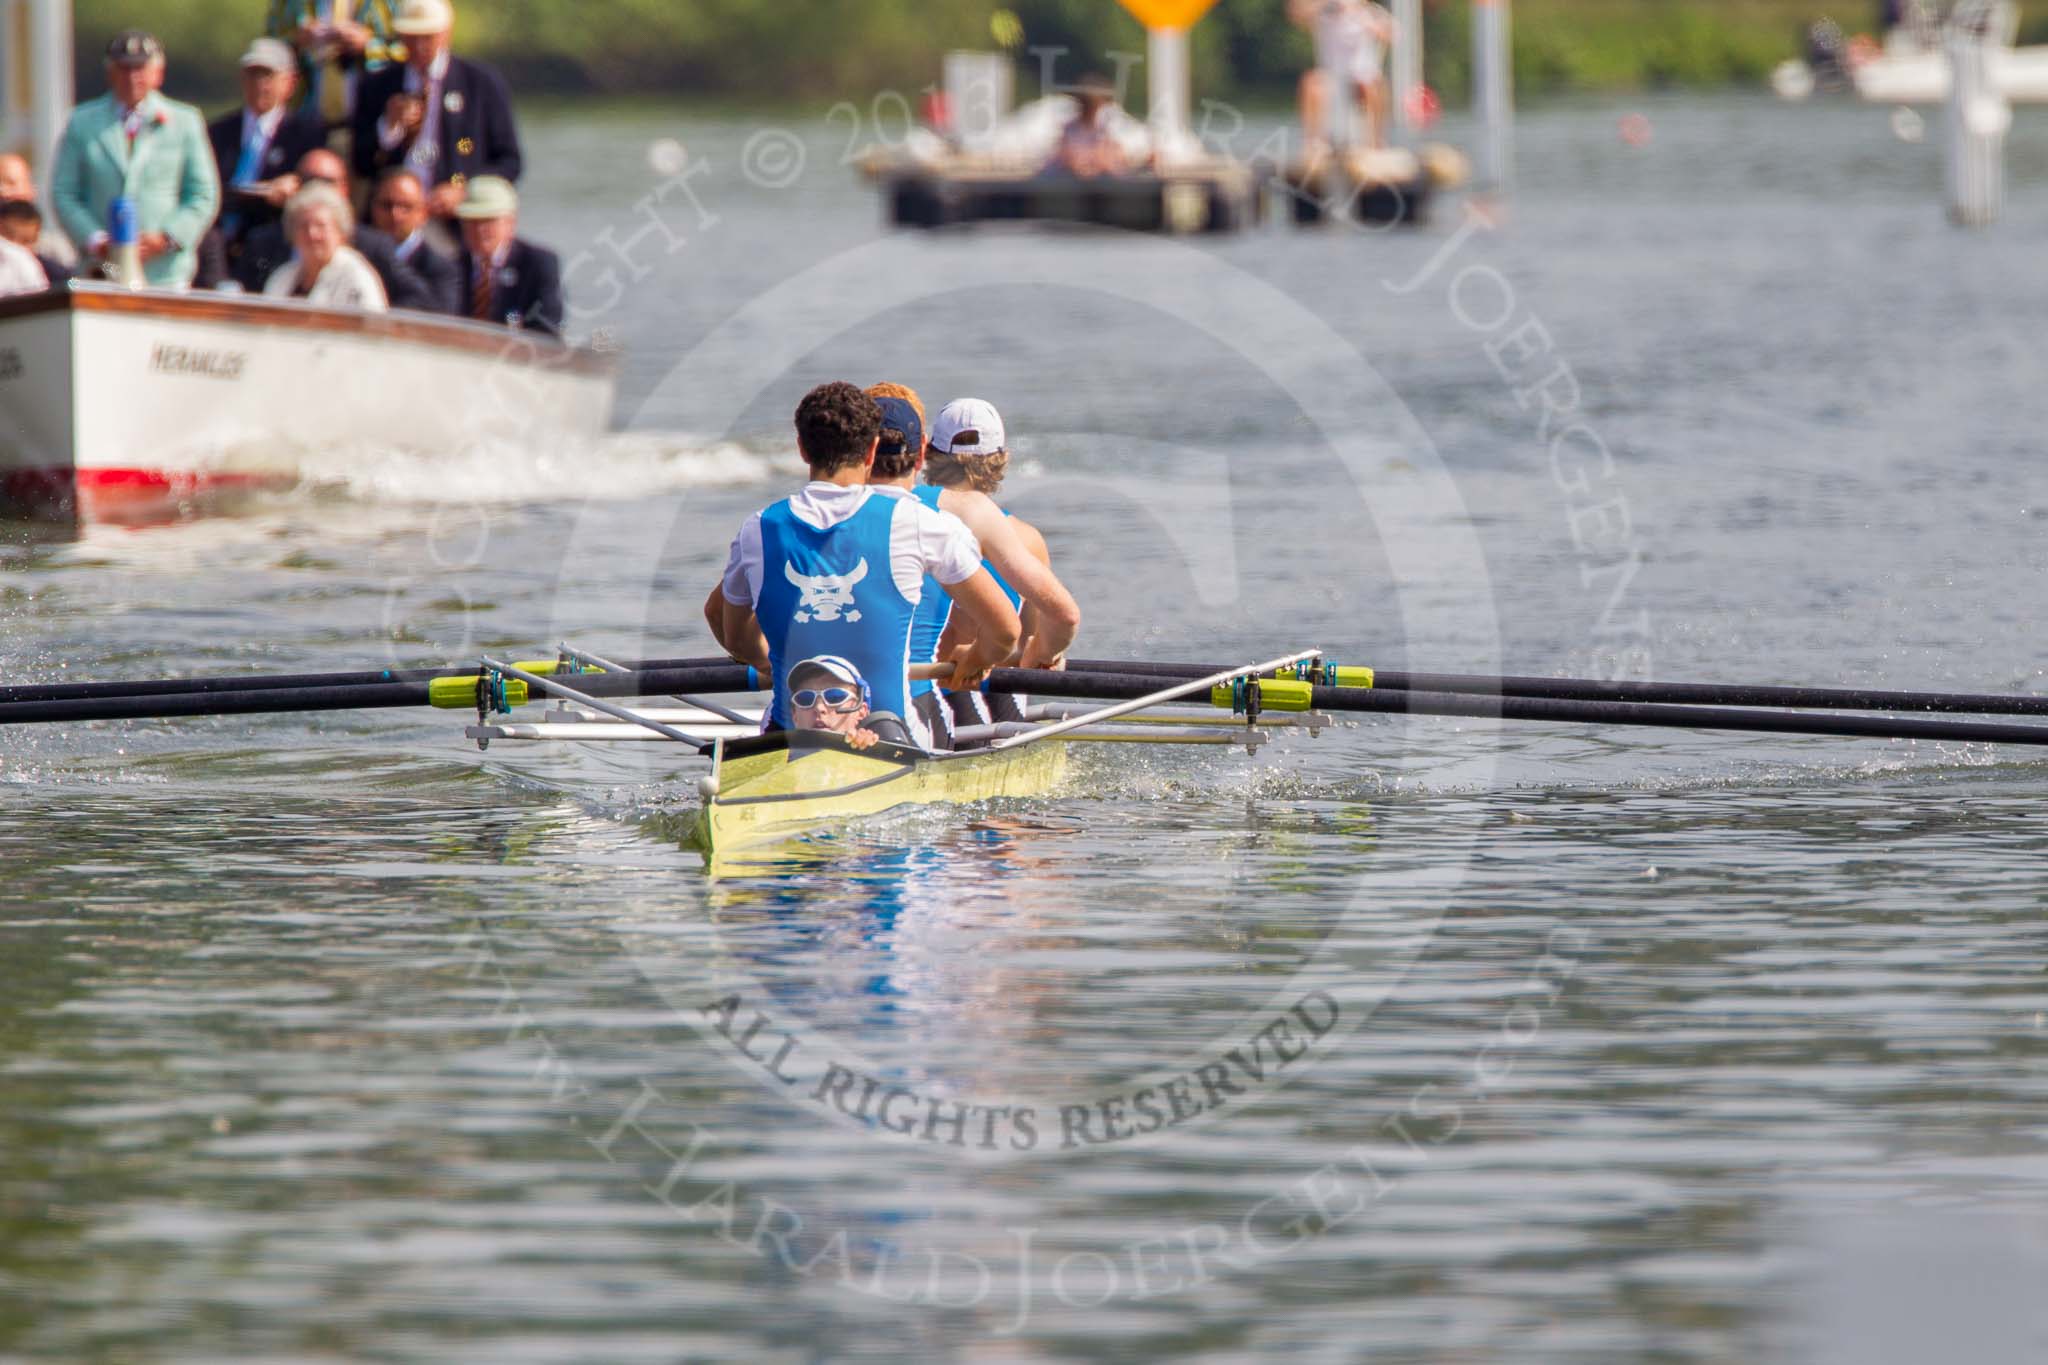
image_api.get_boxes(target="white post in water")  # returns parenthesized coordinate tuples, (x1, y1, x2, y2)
(1114, 0, 1218, 162)
(20, 0, 71, 184)
(1943, 24, 2008, 226)
(1391, 0, 1422, 144)
(943, 51, 1013, 154)
(1147, 24, 1197, 165)
(1472, 0, 1513, 195)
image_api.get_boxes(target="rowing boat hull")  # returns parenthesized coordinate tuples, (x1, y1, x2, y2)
(691, 734, 1068, 869)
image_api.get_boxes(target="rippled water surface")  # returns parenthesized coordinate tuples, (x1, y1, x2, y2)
(5, 95, 2048, 1361)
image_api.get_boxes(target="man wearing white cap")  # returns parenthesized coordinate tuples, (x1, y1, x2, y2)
(350, 0, 523, 222)
(911, 397, 1079, 738)
(207, 38, 329, 256)
(860, 387, 1081, 748)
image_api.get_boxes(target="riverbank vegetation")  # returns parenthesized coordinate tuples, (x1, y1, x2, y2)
(77, 0, 1921, 106)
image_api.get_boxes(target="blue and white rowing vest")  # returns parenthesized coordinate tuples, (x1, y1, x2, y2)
(908, 486, 1021, 700)
(753, 490, 918, 732)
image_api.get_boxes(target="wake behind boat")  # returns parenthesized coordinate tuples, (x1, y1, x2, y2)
(0, 281, 615, 525)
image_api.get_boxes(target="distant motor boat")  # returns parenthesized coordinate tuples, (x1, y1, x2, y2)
(0, 283, 615, 525)
(1774, 9, 2048, 104)
(1847, 39, 2048, 102)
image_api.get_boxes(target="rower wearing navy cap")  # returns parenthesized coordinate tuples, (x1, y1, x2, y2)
(707, 381, 1020, 751)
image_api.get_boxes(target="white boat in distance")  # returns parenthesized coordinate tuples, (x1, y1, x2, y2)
(1849, 41, 2048, 102)
(0, 283, 616, 525)
(1772, 0, 2048, 105)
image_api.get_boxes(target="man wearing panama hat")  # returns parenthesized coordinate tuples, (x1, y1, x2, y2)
(452, 175, 563, 335)
(350, 0, 522, 224)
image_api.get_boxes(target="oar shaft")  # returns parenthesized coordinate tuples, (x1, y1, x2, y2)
(0, 656, 733, 707)
(0, 665, 757, 727)
(1063, 660, 2048, 718)
(19, 660, 2048, 748)
(986, 669, 2048, 747)
(0, 681, 437, 726)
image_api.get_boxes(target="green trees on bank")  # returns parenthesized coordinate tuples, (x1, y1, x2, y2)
(76, 0, 1834, 104)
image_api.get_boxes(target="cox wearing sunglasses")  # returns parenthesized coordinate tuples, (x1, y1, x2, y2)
(788, 656, 916, 752)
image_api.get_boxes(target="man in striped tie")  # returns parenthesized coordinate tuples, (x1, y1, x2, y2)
(452, 176, 563, 335)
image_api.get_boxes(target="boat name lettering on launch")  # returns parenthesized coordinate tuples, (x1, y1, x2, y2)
(149, 343, 247, 381)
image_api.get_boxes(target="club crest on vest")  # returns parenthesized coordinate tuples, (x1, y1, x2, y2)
(785, 559, 868, 623)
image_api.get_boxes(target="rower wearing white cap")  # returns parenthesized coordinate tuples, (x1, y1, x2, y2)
(910, 397, 1080, 742)
(707, 382, 1021, 752)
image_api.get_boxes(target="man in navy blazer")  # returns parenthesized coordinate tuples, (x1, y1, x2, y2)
(208, 39, 329, 239)
(348, 0, 521, 223)
(453, 176, 563, 336)
(368, 166, 461, 314)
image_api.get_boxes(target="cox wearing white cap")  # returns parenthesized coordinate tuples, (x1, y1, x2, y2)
(786, 656, 917, 751)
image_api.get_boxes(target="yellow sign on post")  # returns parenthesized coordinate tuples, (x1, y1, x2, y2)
(1115, 0, 1220, 30)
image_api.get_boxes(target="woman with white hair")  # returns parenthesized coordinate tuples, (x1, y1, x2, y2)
(263, 181, 387, 311)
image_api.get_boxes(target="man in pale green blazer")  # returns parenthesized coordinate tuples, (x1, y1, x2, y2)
(52, 31, 221, 289)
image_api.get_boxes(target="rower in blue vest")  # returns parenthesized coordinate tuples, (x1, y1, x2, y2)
(892, 394, 1089, 749)
(705, 381, 1021, 751)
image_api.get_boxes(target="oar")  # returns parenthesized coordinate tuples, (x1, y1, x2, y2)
(478, 658, 716, 749)
(0, 658, 997, 729)
(20, 658, 2048, 751)
(556, 643, 754, 726)
(0, 664, 757, 727)
(988, 668, 2048, 749)
(1062, 659, 2048, 718)
(980, 650, 1322, 751)
(0, 655, 733, 708)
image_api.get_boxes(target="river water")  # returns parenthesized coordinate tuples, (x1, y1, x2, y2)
(4, 94, 2048, 1361)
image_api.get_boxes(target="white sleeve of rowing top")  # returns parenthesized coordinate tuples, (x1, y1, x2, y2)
(890, 497, 983, 598)
(720, 513, 765, 606)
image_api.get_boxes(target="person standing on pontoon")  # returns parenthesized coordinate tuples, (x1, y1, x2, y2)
(707, 382, 1021, 752)
(1289, 0, 1396, 153)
